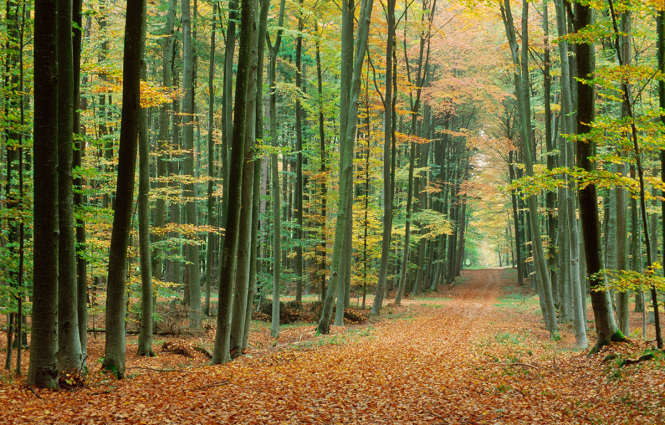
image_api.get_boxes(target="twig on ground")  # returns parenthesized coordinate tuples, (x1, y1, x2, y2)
(89, 389, 114, 396)
(427, 410, 449, 422)
(27, 387, 43, 400)
(123, 366, 193, 373)
(505, 362, 539, 369)
(187, 379, 231, 391)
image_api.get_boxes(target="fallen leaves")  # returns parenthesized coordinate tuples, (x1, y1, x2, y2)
(1, 268, 664, 424)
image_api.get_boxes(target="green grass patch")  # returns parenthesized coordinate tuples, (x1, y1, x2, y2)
(297, 325, 375, 350)
(494, 286, 538, 310)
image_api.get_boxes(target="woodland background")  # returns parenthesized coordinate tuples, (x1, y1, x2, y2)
(1, 0, 665, 393)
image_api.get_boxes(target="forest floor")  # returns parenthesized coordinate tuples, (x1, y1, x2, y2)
(1, 268, 665, 424)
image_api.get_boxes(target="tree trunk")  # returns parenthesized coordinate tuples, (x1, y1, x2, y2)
(294, 0, 304, 303)
(204, 3, 217, 317)
(317, 0, 374, 334)
(57, 0, 83, 373)
(28, 0, 59, 388)
(501, 0, 557, 336)
(137, 31, 154, 357)
(230, 1, 259, 355)
(72, 0, 87, 361)
(102, 0, 147, 378)
(211, 0, 255, 363)
(574, 2, 622, 352)
(154, 0, 176, 283)
(267, 0, 286, 338)
(182, 0, 202, 329)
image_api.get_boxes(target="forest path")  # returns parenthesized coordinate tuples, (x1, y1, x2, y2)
(5, 268, 665, 424)
(5, 268, 523, 424)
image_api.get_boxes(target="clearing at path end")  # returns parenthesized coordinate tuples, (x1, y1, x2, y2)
(3, 268, 665, 424)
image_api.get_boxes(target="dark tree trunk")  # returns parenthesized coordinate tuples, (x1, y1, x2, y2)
(28, 0, 60, 389)
(182, 0, 202, 328)
(371, 0, 395, 313)
(102, 0, 147, 378)
(57, 0, 83, 373)
(574, 2, 622, 352)
(72, 0, 88, 361)
(212, 0, 256, 363)
(137, 32, 154, 357)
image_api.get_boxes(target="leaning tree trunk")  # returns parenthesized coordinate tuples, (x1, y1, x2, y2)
(101, 0, 147, 378)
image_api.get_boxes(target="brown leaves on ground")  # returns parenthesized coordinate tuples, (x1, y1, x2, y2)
(1, 268, 665, 424)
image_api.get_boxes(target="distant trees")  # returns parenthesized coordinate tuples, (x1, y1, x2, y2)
(14, 0, 665, 388)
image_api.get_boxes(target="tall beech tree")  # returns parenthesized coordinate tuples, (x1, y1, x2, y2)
(371, 0, 396, 314)
(212, 0, 256, 363)
(573, 1, 623, 352)
(267, 0, 286, 338)
(57, 0, 83, 373)
(500, 0, 557, 337)
(102, 0, 147, 377)
(182, 0, 202, 329)
(137, 27, 153, 357)
(28, 0, 59, 389)
(318, 0, 375, 334)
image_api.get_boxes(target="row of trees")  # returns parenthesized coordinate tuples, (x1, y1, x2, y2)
(3, 0, 665, 387)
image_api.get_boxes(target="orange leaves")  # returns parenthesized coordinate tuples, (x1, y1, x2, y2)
(3, 269, 665, 423)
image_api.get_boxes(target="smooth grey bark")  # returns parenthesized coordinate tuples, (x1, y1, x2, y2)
(574, 2, 622, 352)
(608, 0, 660, 348)
(396, 1, 435, 302)
(658, 5, 665, 348)
(413, 106, 432, 296)
(501, 0, 557, 337)
(317, 0, 374, 334)
(372, 0, 397, 314)
(333, 0, 355, 326)
(615, 156, 630, 332)
(154, 0, 176, 283)
(211, 0, 255, 363)
(57, 0, 82, 373)
(102, 0, 147, 378)
(294, 0, 304, 303)
(267, 0, 286, 338)
(220, 0, 238, 245)
(137, 34, 154, 357)
(543, 0, 557, 293)
(28, 0, 59, 388)
(204, 3, 217, 317)
(241, 0, 270, 352)
(230, 0, 259, 355)
(72, 0, 87, 360)
(315, 24, 328, 302)
(182, 0, 202, 329)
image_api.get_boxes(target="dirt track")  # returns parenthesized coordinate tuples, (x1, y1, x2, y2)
(3, 268, 665, 424)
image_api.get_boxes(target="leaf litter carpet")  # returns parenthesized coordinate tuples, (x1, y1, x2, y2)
(2, 268, 664, 424)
